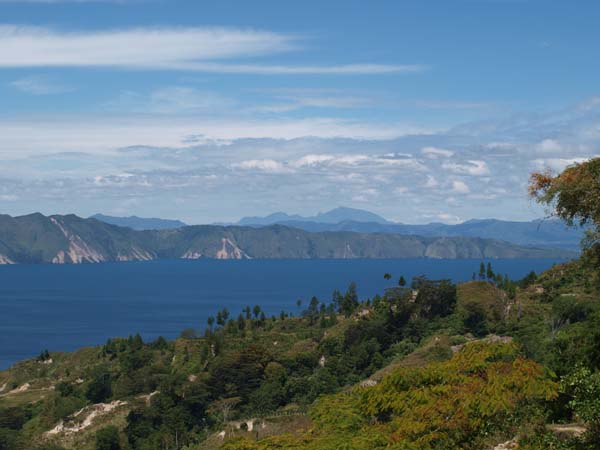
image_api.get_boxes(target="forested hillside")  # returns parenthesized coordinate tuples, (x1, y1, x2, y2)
(1, 256, 600, 450)
(0, 213, 573, 265)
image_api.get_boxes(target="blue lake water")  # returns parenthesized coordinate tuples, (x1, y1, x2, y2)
(0, 258, 565, 370)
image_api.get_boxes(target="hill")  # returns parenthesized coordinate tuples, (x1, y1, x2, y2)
(0, 213, 574, 264)
(2, 259, 599, 449)
(90, 214, 187, 230)
(245, 218, 584, 251)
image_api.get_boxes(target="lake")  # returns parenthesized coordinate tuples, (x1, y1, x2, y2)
(0, 258, 565, 370)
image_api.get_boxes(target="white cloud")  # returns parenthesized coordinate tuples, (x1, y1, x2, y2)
(234, 159, 288, 173)
(291, 154, 335, 167)
(0, 25, 425, 75)
(10, 75, 74, 95)
(451, 180, 470, 194)
(421, 146, 454, 159)
(535, 138, 563, 154)
(442, 160, 490, 176)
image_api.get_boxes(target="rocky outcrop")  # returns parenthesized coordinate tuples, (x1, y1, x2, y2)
(51, 217, 106, 264)
(0, 254, 15, 264)
(215, 238, 250, 259)
(181, 250, 203, 259)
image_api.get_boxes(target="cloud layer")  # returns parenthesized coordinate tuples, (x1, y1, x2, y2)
(1, 95, 599, 224)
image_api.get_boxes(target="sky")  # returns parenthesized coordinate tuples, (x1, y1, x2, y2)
(0, 0, 599, 224)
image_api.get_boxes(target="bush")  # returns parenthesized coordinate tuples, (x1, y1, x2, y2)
(96, 425, 121, 450)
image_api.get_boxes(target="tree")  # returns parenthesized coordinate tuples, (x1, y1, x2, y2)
(209, 397, 241, 423)
(383, 273, 392, 281)
(341, 282, 359, 317)
(306, 296, 320, 325)
(414, 278, 457, 319)
(237, 314, 245, 331)
(86, 372, 112, 403)
(95, 425, 121, 450)
(398, 276, 406, 287)
(561, 366, 600, 441)
(216, 311, 224, 326)
(530, 158, 600, 263)
(38, 349, 50, 361)
(207, 316, 215, 332)
(479, 262, 486, 280)
(332, 290, 343, 313)
(486, 262, 494, 281)
(253, 305, 262, 320)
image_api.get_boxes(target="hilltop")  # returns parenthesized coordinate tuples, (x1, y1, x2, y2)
(90, 214, 187, 231)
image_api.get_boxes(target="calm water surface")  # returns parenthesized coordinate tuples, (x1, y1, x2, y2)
(0, 258, 565, 369)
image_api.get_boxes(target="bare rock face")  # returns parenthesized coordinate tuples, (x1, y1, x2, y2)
(181, 250, 203, 260)
(0, 254, 15, 264)
(215, 238, 250, 259)
(51, 217, 106, 264)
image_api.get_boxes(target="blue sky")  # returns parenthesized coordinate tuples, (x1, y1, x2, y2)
(0, 0, 599, 224)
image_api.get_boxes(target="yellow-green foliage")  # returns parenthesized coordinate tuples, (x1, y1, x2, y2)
(458, 281, 507, 323)
(221, 342, 557, 450)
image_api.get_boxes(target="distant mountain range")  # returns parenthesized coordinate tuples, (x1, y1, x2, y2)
(0, 213, 574, 264)
(237, 207, 391, 226)
(90, 214, 187, 230)
(235, 208, 585, 251)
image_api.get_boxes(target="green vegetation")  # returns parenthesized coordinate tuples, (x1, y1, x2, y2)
(0, 213, 575, 264)
(2, 258, 600, 450)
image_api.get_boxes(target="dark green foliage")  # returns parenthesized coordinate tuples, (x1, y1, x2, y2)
(413, 277, 457, 319)
(462, 301, 489, 337)
(34, 445, 68, 450)
(86, 372, 112, 403)
(0, 407, 30, 430)
(340, 282, 359, 317)
(0, 429, 19, 450)
(95, 426, 121, 450)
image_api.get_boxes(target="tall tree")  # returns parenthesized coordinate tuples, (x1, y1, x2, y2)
(530, 158, 600, 264)
(479, 262, 486, 280)
(486, 262, 494, 281)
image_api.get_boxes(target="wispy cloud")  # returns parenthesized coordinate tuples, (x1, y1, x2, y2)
(0, 25, 425, 75)
(421, 146, 454, 159)
(10, 75, 75, 95)
(104, 87, 235, 114)
(416, 100, 490, 109)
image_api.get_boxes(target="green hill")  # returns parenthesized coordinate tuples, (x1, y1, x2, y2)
(2, 259, 600, 449)
(0, 213, 575, 264)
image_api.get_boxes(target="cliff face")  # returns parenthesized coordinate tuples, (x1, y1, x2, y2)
(0, 213, 576, 264)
